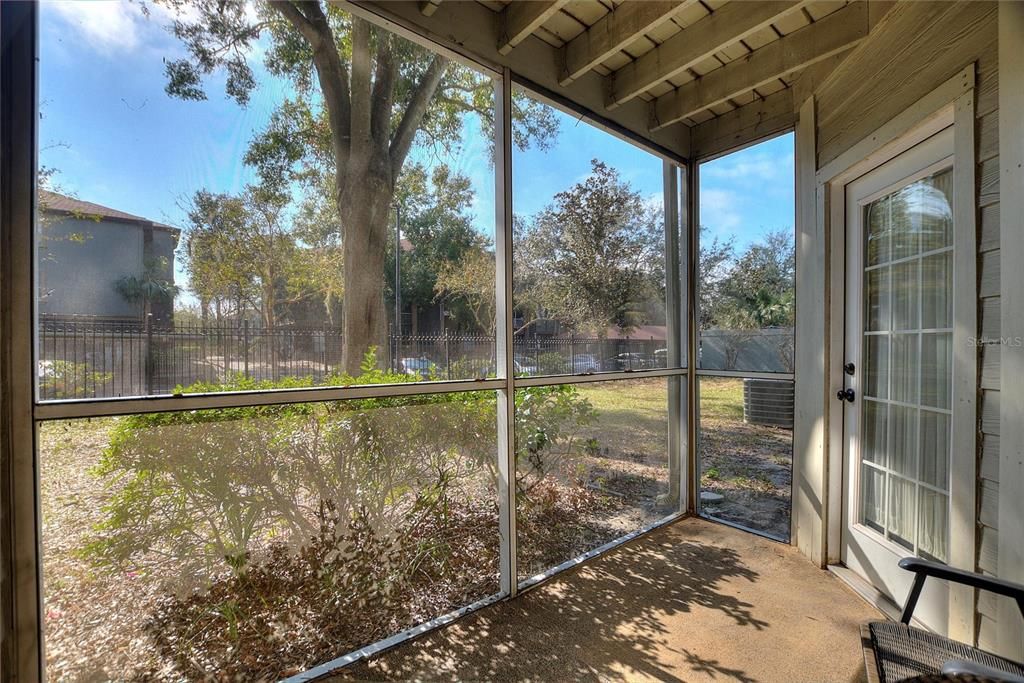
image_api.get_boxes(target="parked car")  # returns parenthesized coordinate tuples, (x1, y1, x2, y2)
(399, 356, 436, 379)
(606, 352, 651, 371)
(477, 359, 533, 379)
(570, 353, 603, 374)
(513, 355, 538, 376)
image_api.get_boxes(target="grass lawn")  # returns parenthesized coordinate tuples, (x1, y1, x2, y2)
(579, 378, 669, 457)
(698, 376, 793, 540)
(571, 375, 792, 538)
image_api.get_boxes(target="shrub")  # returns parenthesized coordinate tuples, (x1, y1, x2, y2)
(38, 360, 113, 399)
(81, 348, 599, 679)
(86, 350, 595, 583)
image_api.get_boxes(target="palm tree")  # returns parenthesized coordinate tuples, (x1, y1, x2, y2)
(114, 256, 180, 322)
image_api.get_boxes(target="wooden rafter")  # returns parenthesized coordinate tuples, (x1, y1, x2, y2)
(559, 0, 699, 87)
(498, 0, 570, 55)
(689, 88, 795, 159)
(650, 1, 869, 131)
(606, 0, 806, 110)
(419, 0, 441, 17)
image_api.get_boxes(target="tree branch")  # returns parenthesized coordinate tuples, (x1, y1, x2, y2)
(349, 16, 373, 169)
(389, 53, 449, 181)
(370, 34, 397, 158)
(267, 1, 320, 53)
(271, 1, 352, 172)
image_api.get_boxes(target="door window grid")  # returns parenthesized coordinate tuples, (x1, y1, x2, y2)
(859, 168, 953, 563)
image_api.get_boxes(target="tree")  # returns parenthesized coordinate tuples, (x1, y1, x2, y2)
(435, 247, 496, 334)
(161, 0, 556, 373)
(387, 163, 491, 333)
(516, 159, 662, 337)
(696, 226, 735, 330)
(699, 227, 795, 371)
(720, 228, 794, 324)
(184, 187, 300, 328)
(114, 255, 180, 321)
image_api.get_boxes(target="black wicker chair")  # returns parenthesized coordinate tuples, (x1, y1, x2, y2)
(863, 558, 1024, 682)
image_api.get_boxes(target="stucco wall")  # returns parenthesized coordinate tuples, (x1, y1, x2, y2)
(37, 215, 177, 320)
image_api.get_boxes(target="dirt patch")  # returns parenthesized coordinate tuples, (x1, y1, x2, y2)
(699, 378, 793, 540)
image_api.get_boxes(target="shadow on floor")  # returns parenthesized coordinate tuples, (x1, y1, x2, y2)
(325, 518, 879, 683)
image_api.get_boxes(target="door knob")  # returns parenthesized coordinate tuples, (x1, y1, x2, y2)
(836, 388, 855, 403)
(844, 362, 856, 376)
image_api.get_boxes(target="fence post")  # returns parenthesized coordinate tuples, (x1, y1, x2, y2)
(144, 313, 153, 395)
(390, 323, 396, 373)
(243, 319, 250, 378)
(445, 328, 451, 380)
(570, 333, 575, 373)
(320, 326, 327, 381)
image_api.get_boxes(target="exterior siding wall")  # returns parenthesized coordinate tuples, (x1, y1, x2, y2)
(812, 0, 999, 646)
(38, 216, 178, 321)
(975, 36, 1001, 653)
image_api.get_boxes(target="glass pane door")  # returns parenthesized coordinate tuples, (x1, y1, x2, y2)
(859, 168, 953, 563)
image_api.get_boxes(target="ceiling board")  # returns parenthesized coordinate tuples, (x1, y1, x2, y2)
(673, 2, 711, 28)
(773, 8, 812, 35)
(533, 26, 565, 48)
(805, 0, 848, 21)
(689, 108, 716, 124)
(708, 100, 735, 116)
(743, 25, 780, 51)
(690, 55, 725, 77)
(541, 11, 587, 43)
(621, 33, 658, 59)
(647, 19, 684, 44)
(562, 0, 612, 26)
(647, 80, 676, 98)
(756, 78, 786, 96)
(600, 51, 633, 71)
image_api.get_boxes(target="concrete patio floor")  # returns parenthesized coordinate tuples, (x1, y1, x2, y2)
(326, 517, 881, 682)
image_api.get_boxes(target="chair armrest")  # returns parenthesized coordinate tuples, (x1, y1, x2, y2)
(898, 557, 1024, 624)
(941, 659, 1024, 683)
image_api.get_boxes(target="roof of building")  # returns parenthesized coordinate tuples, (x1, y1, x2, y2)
(39, 190, 180, 234)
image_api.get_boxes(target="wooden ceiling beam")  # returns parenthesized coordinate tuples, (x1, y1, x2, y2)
(558, 0, 700, 87)
(498, 0, 570, 55)
(650, 1, 869, 131)
(689, 88, 795, 160)
(342, 0, 692, 160)
(606, 0, 806, 110)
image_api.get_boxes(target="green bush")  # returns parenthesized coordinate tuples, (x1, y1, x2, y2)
(86, 349, 595, 582)
(39, 360, 113, 399)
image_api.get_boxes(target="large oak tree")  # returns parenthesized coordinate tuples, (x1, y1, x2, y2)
(160, 0, 555, 373)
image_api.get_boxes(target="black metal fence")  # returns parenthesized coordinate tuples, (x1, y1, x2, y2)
(38, 316, 668, 399)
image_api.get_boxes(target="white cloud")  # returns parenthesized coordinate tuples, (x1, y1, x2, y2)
(702, 151, 794, 183)
(700, 188, 742, 234)
(44, 0, 272, 67)
(46, 1, 145, 55)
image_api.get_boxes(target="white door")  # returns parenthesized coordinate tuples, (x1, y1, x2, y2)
(841, 126, 957, 634)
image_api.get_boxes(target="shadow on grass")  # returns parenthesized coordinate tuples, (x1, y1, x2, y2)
(327, 534, 765, 683)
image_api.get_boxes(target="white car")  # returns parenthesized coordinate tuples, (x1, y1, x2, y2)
(399, 357, 435, 378)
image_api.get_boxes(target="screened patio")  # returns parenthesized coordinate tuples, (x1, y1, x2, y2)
(0, 1, 1021, 682)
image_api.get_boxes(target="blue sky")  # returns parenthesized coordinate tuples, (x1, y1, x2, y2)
(39, 1, 794, 301)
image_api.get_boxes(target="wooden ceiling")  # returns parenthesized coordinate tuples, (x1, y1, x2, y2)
(350, 0, 879, 159)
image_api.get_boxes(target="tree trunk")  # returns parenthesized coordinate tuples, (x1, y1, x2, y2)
(339, 182, 390, 375)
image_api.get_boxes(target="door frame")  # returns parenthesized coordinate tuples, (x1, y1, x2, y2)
(817, 64, 977, 640)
